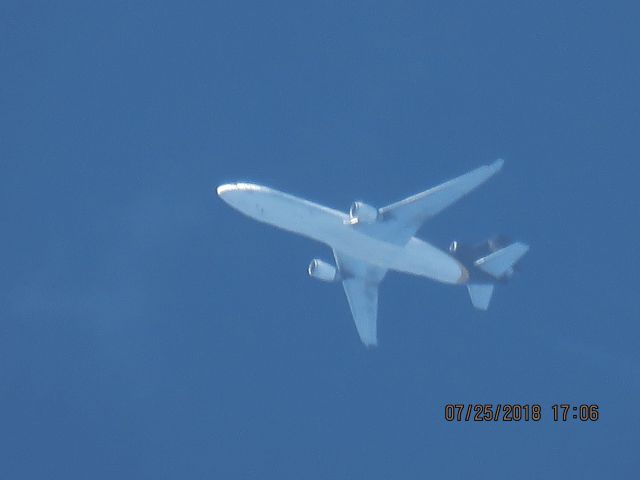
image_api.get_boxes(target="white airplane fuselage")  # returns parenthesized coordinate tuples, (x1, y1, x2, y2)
(217, 183, 468, 285)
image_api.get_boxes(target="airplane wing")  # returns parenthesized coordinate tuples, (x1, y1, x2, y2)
(376, 159, 504, 242)
(333, 250, 387, 347)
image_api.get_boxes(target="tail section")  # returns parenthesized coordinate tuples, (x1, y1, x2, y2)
(449, 236, 529, 310)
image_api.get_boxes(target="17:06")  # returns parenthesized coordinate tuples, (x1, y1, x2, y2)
(552, 404, 599, 421)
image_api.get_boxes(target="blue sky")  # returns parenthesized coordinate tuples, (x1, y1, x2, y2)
(2, 1, 639, 478)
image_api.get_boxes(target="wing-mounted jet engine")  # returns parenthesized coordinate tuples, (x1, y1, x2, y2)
(347, 201, 379, 225)
(308, 259, 341, 282)
(449, 235, 529, 310)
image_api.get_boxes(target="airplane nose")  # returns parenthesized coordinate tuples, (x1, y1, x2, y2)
(216, 184, 237, 198)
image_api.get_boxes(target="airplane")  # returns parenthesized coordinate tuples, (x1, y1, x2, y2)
(217, 159, 529, 347)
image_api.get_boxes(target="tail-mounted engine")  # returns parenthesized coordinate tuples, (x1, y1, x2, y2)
(348, 201, 379, 225)
(308, 259, 340, 282)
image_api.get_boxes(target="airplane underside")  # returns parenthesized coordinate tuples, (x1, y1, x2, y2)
(218, 159, 529, 347)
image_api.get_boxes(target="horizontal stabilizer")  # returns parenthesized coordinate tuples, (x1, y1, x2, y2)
(467, 283, 494, 310)
(474, 242, 529, 279)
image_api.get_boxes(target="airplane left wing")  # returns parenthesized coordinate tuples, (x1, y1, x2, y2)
(333, 250, 387, 347)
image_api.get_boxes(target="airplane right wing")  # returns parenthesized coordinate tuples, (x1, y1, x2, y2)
(376, 159, 504, 242)
(333, 250, 387, 347)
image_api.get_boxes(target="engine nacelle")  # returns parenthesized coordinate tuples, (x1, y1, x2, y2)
(348, 201, 379, 225)
(308, 259, 340, 282)
(449, 240, 471, 258)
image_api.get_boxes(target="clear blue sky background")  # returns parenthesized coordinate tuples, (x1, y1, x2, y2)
(2, 1, 639, 478)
